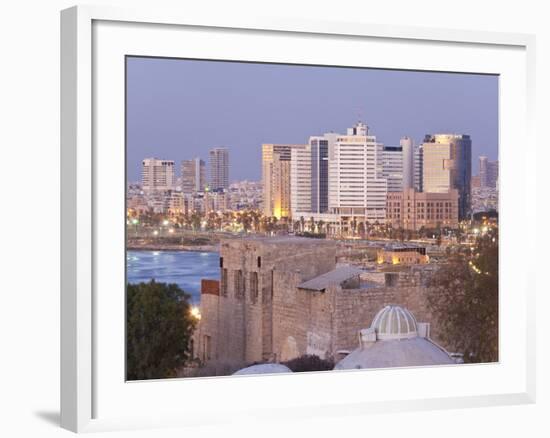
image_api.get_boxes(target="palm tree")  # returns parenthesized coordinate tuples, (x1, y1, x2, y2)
(317, 219, 325, 234)
(252, 211, 261, 232)
(190, 212, 202, 232)
(350, 217, 357, 237)
(357, 222, 365, 239)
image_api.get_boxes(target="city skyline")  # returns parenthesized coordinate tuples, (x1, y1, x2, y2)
(126, 57, 498, 182)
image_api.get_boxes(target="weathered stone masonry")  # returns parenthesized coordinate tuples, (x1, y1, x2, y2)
(195, 237, 442, 370)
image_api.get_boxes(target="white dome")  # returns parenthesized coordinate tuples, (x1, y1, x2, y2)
(232, 363, 292, 376)
(371, 305, 418, 340)
(334, 337, 455, 370)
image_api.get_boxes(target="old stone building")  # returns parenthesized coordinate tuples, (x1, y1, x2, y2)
(194, 237, 441, 373)
(376, 244, 429, 265)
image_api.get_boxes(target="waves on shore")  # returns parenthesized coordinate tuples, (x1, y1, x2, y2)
(126, 249, 220, 304)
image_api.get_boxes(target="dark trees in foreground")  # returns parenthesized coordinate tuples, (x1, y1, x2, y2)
(283, 354, 335, 372)
(127, 280, 196, 380)
(426, 230, 499, 363)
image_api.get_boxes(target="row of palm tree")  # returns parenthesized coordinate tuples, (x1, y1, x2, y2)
(128, 208, 465, 243)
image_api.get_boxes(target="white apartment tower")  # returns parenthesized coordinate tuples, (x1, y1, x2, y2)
(141, 158, 175, 192)
(290, 143, 312, 217)
(328, 122, 387, 222)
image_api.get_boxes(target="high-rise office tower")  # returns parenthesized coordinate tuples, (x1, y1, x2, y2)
(400, 136, 414, 190)
(309, 136, 330, 213)
(328, 122, 387, 222)
(141, 158, 175, 192)
(209, 147, 229, 190)
(181, 158, 206, 194)
(382, 145, 404, 193)
(487, 160, 499, 189)
(263, 144, 305, 218)
(413, 144, 423, 192)
(479, 155, 488, 188)
(422, 134, 472, 219)
(479, 155, 499, 189)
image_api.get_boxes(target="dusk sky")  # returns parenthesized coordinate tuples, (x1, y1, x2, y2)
(126, 56, 498, 183)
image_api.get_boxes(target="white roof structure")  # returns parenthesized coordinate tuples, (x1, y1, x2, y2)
(371, 305, 418, 340)
(232, 363, 292, 375)
(334, 337, 454, 370)
(334, 305, 454, 370)
(297, 266, 363, 291)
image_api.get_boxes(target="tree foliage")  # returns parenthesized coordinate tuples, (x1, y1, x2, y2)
(127, 280, 197, 380)
(426, 230, 498, 363)
(282, 354, 334, 372)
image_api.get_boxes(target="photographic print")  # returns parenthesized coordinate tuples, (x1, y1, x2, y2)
(125, 57, 498, 380)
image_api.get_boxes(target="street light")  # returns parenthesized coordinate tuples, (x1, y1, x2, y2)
(190, 306, 201, 320)
(131, 218, 139, 237)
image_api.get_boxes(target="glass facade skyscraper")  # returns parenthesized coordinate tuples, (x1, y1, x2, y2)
(310, 138, 329, 213)
(422, 134, 472, 219)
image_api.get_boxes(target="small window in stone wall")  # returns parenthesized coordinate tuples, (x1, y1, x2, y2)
(234, 270, 245, 299)
(203, 335, 211, 361)
(250, 272, 259, 304)
(257, 256, 261, 268)
(221, 268, 228, 297)
(385, 272, 398, 287)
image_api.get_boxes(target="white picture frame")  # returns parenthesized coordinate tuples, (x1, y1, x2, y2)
(60, 4, 536, 433)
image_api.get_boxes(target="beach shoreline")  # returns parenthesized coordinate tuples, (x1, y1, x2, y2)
(127, 243, 219, 252)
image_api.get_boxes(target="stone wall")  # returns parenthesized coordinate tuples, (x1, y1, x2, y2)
(271, 267, 445, 362)
(331, 270, 443, 356)
(195, 237, 446, 373)
(196, 237, 338, 369)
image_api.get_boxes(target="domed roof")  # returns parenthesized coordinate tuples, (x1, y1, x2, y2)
(371, 305, 418, 340)
(233, 363, 292, 376)
(334, 337, 455, 370)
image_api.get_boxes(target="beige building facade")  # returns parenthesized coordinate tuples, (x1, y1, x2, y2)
(422, 134, 471, 219)
(386, 188, 459, 230)
(262, 144, 305, 218)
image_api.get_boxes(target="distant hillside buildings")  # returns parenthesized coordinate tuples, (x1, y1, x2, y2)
(471, 156, 499, 214)
(134, 147, 241, 215)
